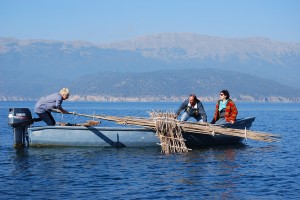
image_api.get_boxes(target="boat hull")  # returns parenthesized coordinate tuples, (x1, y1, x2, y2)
(28, 126, 159, 147)
(183, 117, 255, 148)
(183, 133, 243, 148)
(28, 117, 255, 148)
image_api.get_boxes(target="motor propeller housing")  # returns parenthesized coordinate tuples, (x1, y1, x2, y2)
(8, 108, 35, 147)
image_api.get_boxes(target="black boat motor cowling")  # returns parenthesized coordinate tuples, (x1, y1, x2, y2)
(8, 108, 34, 147)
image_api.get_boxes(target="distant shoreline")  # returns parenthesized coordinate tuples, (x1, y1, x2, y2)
(1, 95, 300, 102)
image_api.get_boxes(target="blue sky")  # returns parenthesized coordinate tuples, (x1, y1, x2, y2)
(1, 0, 299, 44)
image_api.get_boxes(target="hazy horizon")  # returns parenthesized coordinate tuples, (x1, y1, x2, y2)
(1, 0, 300, 44)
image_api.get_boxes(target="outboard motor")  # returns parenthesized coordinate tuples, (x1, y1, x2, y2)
(8, 108, 34, 147)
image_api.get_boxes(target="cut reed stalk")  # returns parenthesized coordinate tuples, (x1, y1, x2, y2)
(73, 112, 278, 143)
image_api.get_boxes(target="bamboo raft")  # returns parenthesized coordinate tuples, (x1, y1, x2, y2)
(71, 111, 279, 153)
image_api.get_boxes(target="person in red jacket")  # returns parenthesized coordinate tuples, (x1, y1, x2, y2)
(211, 89, 238, 125)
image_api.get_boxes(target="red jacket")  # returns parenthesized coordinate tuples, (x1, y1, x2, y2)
(211, 99, 238, 123)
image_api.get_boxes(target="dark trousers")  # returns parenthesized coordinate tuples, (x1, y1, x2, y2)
(36, 111, 56, 126)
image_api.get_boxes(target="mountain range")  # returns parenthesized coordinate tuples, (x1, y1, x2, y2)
(0, 33, 299, 101)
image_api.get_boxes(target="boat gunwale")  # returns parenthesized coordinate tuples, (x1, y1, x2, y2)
(28, 126, 155, 132)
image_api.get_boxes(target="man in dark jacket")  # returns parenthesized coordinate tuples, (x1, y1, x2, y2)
(175, 94, 207, 122)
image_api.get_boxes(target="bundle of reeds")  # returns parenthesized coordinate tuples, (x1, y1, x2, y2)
(150, 111, 190, 153)
(73, 112, 279, 143)
(179, 121, 277, 142)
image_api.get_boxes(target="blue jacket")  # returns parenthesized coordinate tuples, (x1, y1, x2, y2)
(176, 99, 207, 122)
(34, 93, 63, 113)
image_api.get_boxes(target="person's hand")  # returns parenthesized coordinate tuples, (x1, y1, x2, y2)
(199, 122, 209, 126)
(62, 110, 69, 114)
(51, 109, 60, 113)
(230, 120, 235, 124)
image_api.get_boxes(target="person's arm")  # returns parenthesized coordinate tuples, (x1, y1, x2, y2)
(227, 100, 238, 124)
(55, 95, 69, 114)
(210, 102, 219, 124)
(175, 100, 188, 116)
(198, 101, 207, 122)
(58, 107, 69, 114)
(51, 108, 69, 114)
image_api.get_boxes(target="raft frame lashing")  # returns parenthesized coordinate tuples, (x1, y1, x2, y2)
(153, 112, 190, 154)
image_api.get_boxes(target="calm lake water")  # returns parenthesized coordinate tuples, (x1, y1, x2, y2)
(1, 101, 299, 199)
